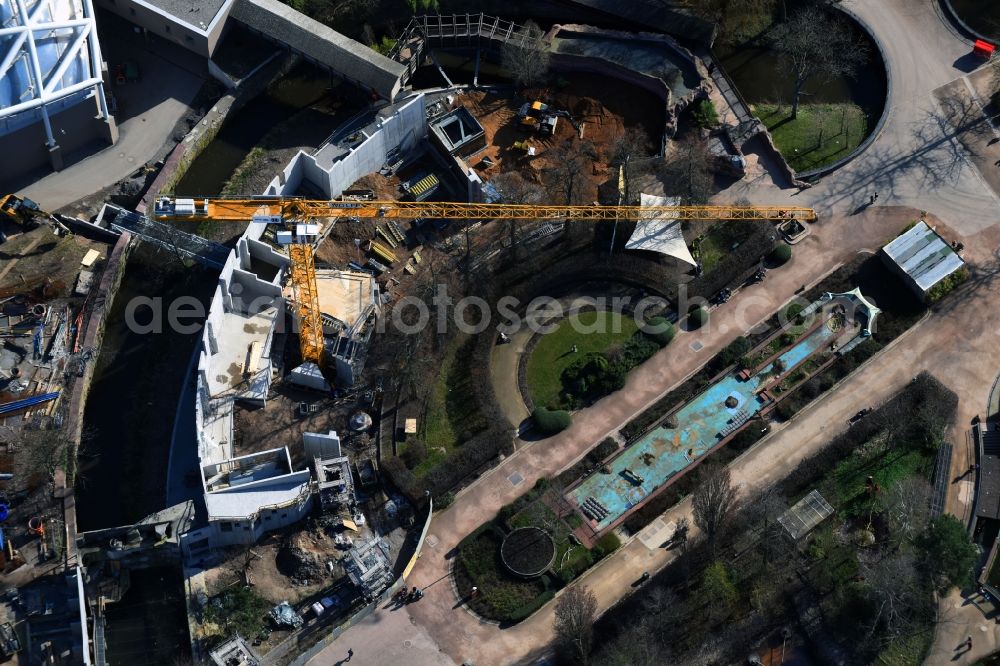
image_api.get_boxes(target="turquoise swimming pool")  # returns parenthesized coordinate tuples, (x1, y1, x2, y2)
(567, 315, 845, 532)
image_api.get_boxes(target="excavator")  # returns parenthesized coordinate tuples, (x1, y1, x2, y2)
(0, 194, 46, 243)
(153, 195, 816, 369)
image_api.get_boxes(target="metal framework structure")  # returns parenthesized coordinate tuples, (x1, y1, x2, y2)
(153, 195, 816, 369)
(154, 197, 818, 223)
(0, 0, 110, 145)
(287, 243, 324, 365)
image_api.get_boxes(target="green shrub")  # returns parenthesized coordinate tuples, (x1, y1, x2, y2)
(927, 266, 968, 302)
(769, 244, 792, 266)
(644, 317, 676, 346)
(919, 514, 978, 589)
(401, 440, 427, 470)
(435, 491, 455, 509)
(688, 306, 709, 330)
(691, 99, 719, 128)
(593, 532, 622, 558)
(533, 407, 572, 435)
(592, 437, 619, 461)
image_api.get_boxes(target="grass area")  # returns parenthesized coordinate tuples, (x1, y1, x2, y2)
(753, 102, 868, 173)
(694, 219, 758, 274)
(222, 147, 267, 195)
(204, 586, 271, 640)
(526, 310, 639, 409)
(833, 435, 934, 518)
(413, 336, 485, 476)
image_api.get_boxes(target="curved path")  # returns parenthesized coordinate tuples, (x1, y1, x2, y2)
(315, 1, 1000, 664)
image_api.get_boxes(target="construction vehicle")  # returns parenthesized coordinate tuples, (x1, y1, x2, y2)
(512, 140, 536, 156)
(153, 196, 816, 368)
(0, 194, 44, 243)
(518, 100, 547, 131)
(518, 101, 578, 136)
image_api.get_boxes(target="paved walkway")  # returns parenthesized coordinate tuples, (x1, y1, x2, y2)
(305, 0, 1000, 663)
(18, 27, 205, 211)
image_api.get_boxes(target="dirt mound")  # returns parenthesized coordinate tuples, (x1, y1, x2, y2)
(275, 546, 325, 585)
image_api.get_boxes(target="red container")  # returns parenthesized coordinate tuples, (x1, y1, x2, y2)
(974, 39, 995, 59)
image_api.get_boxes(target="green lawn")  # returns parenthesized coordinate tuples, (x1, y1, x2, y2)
(526, 310, 639, 409)
(417, 335, 484, 476)
(694, 219, 757, 274)
(752, 102, 868, 173)
(833, 435, 934, 518)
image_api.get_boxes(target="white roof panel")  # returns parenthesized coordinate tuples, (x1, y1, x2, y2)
(883, 221, 964, 291)
(625, 194, 696, 267)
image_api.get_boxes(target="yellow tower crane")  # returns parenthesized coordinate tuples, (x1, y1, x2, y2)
(153, 196, 815, 367)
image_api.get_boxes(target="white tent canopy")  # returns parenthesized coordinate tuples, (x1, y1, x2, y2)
(625, 194, 697, 267)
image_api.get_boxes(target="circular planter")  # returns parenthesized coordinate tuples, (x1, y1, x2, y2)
(501, 526, 556, 578)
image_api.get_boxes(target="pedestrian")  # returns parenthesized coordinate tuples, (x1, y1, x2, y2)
(869, 194, 875, 205)
(967, 635, 973, 651)
(873, 191, 879, 202)
(708, 62, 716, 74)
(471, 586, 479, 598)
(345, 648, 354, 662)
(571, 344, 578, 353)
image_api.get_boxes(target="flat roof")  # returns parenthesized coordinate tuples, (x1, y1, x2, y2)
(977, 428, 1000, 520)
(139, 0, 230, 29)
(205, 471, 310, 519)
(882, 221, 964, 292)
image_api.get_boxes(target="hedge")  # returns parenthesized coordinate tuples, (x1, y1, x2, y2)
(688, 306, 709, 330)
(769, 244, 792, 266)
(644, 317, 676, 346)
(533, 407, 572, 435)
(686, 220, 777, 300)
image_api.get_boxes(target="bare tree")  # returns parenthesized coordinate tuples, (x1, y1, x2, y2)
(491, 172, 544, 262)
(879, 475, 932, 547)
(861, 551, 930, 648)
(608, 128, 653, 205)
(692, 465, 739, 557)
(545, 139, 598, 205)
(554, 585, 598, 664)
(502, 20, 550, 89)
(769, 6, 868, 118)
(658, 137, 714, 205)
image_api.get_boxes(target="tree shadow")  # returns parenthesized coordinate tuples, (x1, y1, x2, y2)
(953, 53, 983, 73)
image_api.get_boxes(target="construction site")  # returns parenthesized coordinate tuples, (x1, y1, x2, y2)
(0, 3, 825, 665)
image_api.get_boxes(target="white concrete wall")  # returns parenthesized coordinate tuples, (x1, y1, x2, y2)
(265, 94, 428, 197)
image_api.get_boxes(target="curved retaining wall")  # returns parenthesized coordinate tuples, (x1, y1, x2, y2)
(941, 0, 995, 42)
(794, 5, 893, 180)
(61, 231, 134, 562)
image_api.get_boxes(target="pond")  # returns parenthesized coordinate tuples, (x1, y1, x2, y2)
(948, 0, 1000, 40)
(77, 244, 215, 531)
(104, 567, 190, 665)
(715, 9, 887, 138)
(175, 62, 335, 196)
